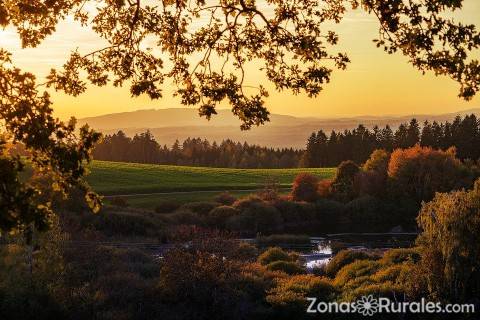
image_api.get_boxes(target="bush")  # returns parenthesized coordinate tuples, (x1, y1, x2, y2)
(343, 195, 390, 232)
(234, 242, 259, 262)
(380, 248, 420, 265)
(346, 282, 405, 302)
(354, 169, 387, 197)
(335, 160, 360, 182)
(225, 215, 253, 233)
(314, 199, 346, 231)
(258, 247, 291, 265)
(158, 248, 248, 319)
(271, 199, 316, 229)
(214, 192, 237, 205)
(291, 173, 319, 202)
(266, 261, 305, 275)
(90, 211, 158, 237)
(325, 249, 374, 278)
(155, 200, 180, 213)
(233, 197, 283, 233)
(206, 206, 239, 229)
(168, 210, 201, 225)
(232, 195, 263, 210)
(178, 201, 219, 216)
(333, 259, 380, 288)
(267, 275, 336, 317)
(272, 199, 301, 222)
(371, 263, 412, 283)
(249, 203, 283, 233)
(317, 179, 333, 198)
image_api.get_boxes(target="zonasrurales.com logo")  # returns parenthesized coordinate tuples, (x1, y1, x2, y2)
(306, 296, 475, 315)
(356, 295, 379, 316)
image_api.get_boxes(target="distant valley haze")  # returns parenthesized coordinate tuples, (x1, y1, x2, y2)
(78, 107, 480, 149)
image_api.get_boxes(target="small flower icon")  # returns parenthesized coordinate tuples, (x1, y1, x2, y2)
(356, 295, 379, 316)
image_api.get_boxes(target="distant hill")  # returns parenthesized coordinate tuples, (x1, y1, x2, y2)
(78, 107, 480, 148)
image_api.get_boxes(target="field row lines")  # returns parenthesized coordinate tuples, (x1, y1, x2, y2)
(102, 187, 292, 198)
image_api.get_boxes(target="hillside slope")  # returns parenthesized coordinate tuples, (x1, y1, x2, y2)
(79, 107, 480, 148)
(87, 160, 336, 195)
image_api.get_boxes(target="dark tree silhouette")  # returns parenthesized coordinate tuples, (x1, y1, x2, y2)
(303, 115, 480, 167)
(93, 132, 303, 168)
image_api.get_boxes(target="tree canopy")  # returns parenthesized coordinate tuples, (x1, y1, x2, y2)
(1, 0, 479, 233)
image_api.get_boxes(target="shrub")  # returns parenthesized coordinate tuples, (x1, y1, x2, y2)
(206, 206, 239, 229)
(249, 203, 283, 233)
(346, 282, 405, 302)
(295, 202, 316, 221)
(314, 199, 346, 232)
(168, 210, 201, 225)
(91, 271, 150, 318)
(272, 199, 316, 225)
(155, 200, 180, 213)
(266, 261, 305, 275)
(325, 249, 374, 278)
(272, 199, 301, 222)
(234, 242, 259, 262)
(335, 160, 360, 182)
(380, 248, 420, 265)
(291, 173, 319, 202)
(333, 260, 380, 288)
(214, 192, 237, 205)
(267, 275, 336, 317)
(257, 177, 281, 201)
(158, 248, 247, 319)
(225, 214, 254, 232)
(371, 263, 412, 283)
(238, 263, 285, 301)
(90, 211, 157, 237)
(258, 247, 291, 265)
(354, 169, 387, 197)
(178, 201, 219, 216)
(317, 179, 333, 198)
(343, 195, 390, 232)
(233, 197, 283, 233)
(232, 195, 263, 210)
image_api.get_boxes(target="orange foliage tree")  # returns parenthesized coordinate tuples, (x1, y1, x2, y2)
(291, 173, 319, 202)
(388, 145, 470, 203)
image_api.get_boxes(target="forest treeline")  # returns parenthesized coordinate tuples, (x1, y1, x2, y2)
(304, 114, 480, 167)
(92, 114, 480, 168)
(93, 131, 302, 168)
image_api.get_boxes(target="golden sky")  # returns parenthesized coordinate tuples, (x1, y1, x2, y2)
(0, 1, 479, 120)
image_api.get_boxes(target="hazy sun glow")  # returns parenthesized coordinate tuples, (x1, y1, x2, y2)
(0, 1, 479, 121)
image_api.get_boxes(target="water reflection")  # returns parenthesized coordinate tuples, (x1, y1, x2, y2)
(302, 233, 417, 270)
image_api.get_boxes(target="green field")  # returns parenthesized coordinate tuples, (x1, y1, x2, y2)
(87, 160, 336, 196)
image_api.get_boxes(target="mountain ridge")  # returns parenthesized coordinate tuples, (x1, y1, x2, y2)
(78, 107, 480, 148)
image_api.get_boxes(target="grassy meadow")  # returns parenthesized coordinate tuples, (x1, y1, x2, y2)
(87, 160, 336, 195)
(86, 160, 335, 208)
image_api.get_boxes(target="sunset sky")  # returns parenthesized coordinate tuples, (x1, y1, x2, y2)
(0, 1, 479, 121)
